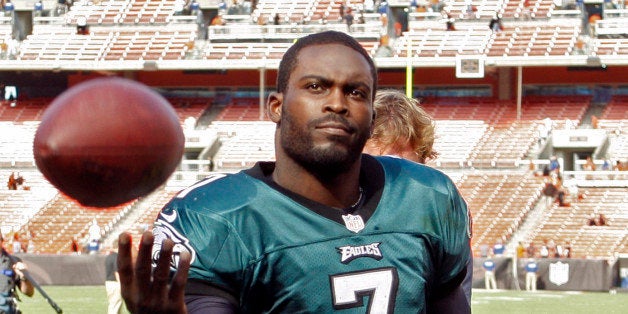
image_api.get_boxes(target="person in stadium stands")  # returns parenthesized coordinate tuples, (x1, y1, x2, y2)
(539, 239, 549, 258)
(562, 241, 572, 258)
(3, 0, 14, 17)
(54, 0, 68, 17)
(87, 219, 102, 254)
(488, 13, 503, 33)
(14, 173, 23, 189)
(76, 16, 89, 35)
(445, 12, 456, 31)
(33, 0, 43, 18)
(173, 0, 186, 15)
(430, 0, 442, 12)
(525, 259, 538, 291)
(227, 0, 242, 15)
(548, 155, 560, 174)
(537, 123, 549, 147)
(597, 213, 607, 226)
(105, 240, 125, 314)
(583, 156, 596, 179)
(465, 2, 477, 19)
(211, 14, 225, 27)
(362, 89, 473, 304)
(338, 2, 345, 20)
(7, 172, 17, 190)
(553, 175, 570, 207)
(601, 159, 611, 171)
(540, 164, 551, 176)
(70, 236, 81, 255)
(482, 258, 497, 290)
(547, 239, 558, 258)
(344, 7, 354, 32)
(587, 213, 597, 226)
(555, 241, 564, 258)
(541, 175, 559, 209)
(11, 232, 20, 254)
(218, 0, 227, 14)
(0, 234, 34, 314)
(189, 0, 200, 16)
(583, 156, 596, 171)
(493, 238, 505, 256)
(614, 160, 626, 180)
(564, 176, 579, 203)
(590, 114, 599, 128)
(526, 241, 537, 258)
(516, 242, 525, 259)
(118, 30, 471, 313)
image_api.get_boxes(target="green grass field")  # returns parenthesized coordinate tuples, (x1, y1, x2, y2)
(15, 286, 628, 313)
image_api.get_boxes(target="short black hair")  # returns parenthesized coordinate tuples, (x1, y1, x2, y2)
(276, 31, 378, 100)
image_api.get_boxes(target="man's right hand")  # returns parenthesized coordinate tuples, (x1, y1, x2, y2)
(118, 231, 191, 314)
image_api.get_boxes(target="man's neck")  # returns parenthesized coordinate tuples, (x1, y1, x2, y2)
(272, 154, 363, 210)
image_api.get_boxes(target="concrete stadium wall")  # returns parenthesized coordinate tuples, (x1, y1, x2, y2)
(19, 254, 107, 286)
(472, 257, 620, 292)
(17, 253, 622, 290)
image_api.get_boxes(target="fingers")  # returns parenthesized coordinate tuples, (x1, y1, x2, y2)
(118, 232, 137, 312)
(118, 230, 189, 314)
(135, 231, 155, 309)
(151, 239, 174, 304)
(169, 250, 190, 311)
(117, 233, 134, 285)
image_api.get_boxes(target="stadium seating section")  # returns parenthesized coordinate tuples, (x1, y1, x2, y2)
(0, 0, 625, 262)
(9, 0, 626, 62)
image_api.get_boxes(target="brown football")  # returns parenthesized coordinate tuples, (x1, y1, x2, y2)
(33, 77, 184, 208)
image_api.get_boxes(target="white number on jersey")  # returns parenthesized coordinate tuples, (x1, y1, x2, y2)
(330, 267, 398, 313)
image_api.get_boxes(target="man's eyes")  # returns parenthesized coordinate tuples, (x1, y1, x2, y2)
(307, 83, 323, 91)
(350, 89, 367, 98)
(305, 83, 368, 99)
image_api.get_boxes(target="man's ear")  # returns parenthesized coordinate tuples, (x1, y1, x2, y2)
(267, 92, 283, 123)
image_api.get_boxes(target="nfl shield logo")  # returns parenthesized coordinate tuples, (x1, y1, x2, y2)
(549, 261, 569, 286)
(342, 214, 365, 233)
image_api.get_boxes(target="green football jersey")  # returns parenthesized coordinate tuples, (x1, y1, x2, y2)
(153, 155, 471, 313)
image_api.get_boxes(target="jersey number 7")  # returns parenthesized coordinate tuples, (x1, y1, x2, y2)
(330, 267, 398, 313)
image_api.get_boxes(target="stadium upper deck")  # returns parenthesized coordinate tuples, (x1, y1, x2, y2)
(0, 0, 625, 71)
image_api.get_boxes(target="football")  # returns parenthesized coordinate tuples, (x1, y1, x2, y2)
(33, 77, 185, 208)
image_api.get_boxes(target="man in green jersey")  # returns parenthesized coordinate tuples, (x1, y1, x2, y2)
(118, 30, 471, 313)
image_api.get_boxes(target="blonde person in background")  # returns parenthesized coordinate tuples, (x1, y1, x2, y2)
(363, 89, 438, 163)
(363, 89, 473, 304)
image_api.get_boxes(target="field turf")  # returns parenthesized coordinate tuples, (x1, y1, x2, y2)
(15, 286, 628, 313)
